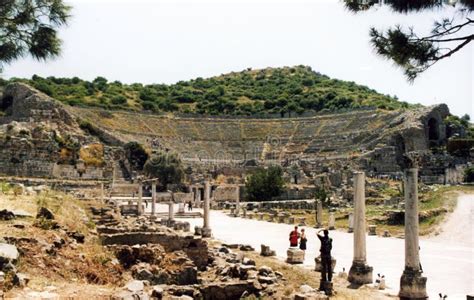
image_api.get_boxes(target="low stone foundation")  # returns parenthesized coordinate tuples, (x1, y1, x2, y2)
(100, 232, 209, 269)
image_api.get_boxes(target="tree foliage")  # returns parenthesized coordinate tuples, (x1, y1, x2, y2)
(124, 142, 148, 171)
(464, 166, 474, 183)
(143, 151, 184, 188)
(245, 166, 285, 201)
(6, 66, 413, 115)
(0, 0, 71, 71)
(344, 0, 474, 81)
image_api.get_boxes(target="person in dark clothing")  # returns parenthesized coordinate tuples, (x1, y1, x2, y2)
(289, 226, 300, 247)
(299, 228, 307, 258)
(317, 229, 333, 283)
(188, 201, 193, 211)
(299, 228, 307, 250)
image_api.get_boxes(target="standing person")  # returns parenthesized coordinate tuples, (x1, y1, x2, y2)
(188, 201, 193, 212)
(289, 226, 300, 247)
(317, 229, 333, 283)
(299, 228, 307, 258)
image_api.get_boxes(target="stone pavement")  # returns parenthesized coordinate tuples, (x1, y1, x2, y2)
(152, 194, 474, 299)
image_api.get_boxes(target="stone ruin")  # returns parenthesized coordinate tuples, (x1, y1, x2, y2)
(0, 82, 470, 188)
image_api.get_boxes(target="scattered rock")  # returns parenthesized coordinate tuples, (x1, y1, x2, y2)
(151, 286, 163, 299)
(68, 231, 85, 243)
(218, 247, 230, 254)
(242, 257, 256, 266)
(299, 284, 316, 294)
(260, 244, 276, 257)
(125, 280, 144, 292)
(258, 266, 273, 276)
(0, 209, 15, 221)
(36, 207, 55, 220)
(0, 243, 19, 263)
(239, 245, 254, 251)
(258, 276, 276, 284)
(13, 272, 30, 287)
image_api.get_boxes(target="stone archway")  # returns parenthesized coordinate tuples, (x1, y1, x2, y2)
(428, 118, 439, 141)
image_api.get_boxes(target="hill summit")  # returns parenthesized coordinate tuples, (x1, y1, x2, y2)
(5, 65, 413, 116)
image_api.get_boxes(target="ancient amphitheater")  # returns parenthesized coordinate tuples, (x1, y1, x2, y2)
(0, 83, 467, 184)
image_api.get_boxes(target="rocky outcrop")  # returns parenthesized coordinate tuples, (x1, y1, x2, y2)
(1, 83, 78, 127)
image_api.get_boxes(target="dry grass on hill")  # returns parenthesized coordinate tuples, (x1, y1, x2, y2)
(0, 186, 124, 297)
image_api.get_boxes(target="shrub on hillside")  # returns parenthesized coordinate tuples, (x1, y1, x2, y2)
(124, 142, 149, 171)
(464, 166, 474, 183)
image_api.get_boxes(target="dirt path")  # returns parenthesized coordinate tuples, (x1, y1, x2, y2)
(427, 193, 474, 247)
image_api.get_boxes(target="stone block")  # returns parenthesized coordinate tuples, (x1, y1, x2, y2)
(368, 225, 376, 236)
(260, 244, 276, 257)
(286, 248, 304, 264)
(201, 228, 212, 238)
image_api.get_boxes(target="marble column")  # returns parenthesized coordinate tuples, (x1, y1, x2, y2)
(151, 180, 157, 218)
(202, 181, 212, 237)
(348, 213, 354, 233)
(168, 193, 174, 223)
(399, 168, 427, 299)
(315, 200, 323, 228)
(328, 212, 335, 230)
(348, 171, 373, 285)
(100, 183, 104, 202)
(137, 181, 143, 215)
(235, 185, 240, 217)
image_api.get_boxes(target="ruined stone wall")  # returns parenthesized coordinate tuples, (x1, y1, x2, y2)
(100, 232, 209, 268)
(212, 185, 239, 202)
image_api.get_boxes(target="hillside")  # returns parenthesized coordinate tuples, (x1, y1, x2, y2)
(3, 65, 414, 116)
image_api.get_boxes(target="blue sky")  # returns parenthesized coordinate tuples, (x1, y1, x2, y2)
(4, 0, 473, 118)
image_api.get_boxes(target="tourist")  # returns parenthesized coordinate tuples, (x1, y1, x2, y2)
(299, 228, 307, 257)
(289, 226, 300, 247)
(188, 201, 193, 211)
(317, 228, 333, 283)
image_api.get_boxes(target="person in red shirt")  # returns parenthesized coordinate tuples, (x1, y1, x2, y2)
(289, 226, 300, 247)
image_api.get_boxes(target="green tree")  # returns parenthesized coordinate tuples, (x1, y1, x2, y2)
(124, 142, 148, 171)
(464, 166, 474, 183)
(245, 165, 285, 201)
(0, 0, 71, 71)
(314, 186, 330, 208)
(143, 151, 184, 188)
(344, 0, 473, 81)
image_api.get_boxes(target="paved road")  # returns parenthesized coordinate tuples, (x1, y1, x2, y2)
(153, 194, 474, 299)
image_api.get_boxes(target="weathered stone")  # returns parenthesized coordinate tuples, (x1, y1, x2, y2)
(13, 272, 29, 287)
(239, 245, 254, 252)
(242, 257, 256, 266)
(368, 225, 377, 236)
(286, 248, 304, 264)
(260, 245, 276, 257)
(258, 265, 273, 276)
(0, 209, 15, 220)
(151, 286, 163, 299)
(36, 207, 54, 220)
(126, 280, 144, 292)
(0, 243, 19, 262)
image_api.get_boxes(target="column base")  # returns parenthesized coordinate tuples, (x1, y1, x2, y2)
(314, 223, 322, 228)
(201, 227, 212, 238)
(399, 268, 427, 300)
(348, 261, 373, 285)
